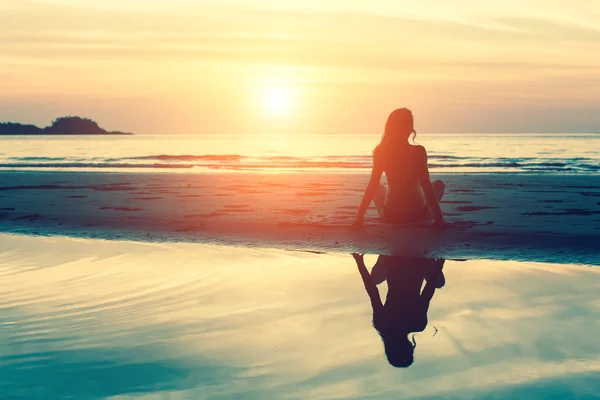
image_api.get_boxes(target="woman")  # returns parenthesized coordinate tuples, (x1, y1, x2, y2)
(352, 253, 445, 368)
(350, 108, 445, 230)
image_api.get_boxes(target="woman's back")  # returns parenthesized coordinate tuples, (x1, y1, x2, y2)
(377, 144, 427, 221)
(373, 258, 429, 334)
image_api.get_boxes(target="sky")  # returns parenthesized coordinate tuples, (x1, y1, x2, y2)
(1, 0, 599, 134)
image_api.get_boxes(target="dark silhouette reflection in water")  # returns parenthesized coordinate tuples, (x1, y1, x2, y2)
(352, 254, 445, 368)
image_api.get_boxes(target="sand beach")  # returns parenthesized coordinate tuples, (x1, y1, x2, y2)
(1, 171, 599, 264)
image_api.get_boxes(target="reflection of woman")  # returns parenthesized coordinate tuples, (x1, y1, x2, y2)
(352, 253, 445, 367)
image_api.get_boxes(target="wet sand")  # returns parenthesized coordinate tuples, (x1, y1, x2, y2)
(1, 171, 599, 263)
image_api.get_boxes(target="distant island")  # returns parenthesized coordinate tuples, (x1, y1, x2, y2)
(0, 116, 133, 135)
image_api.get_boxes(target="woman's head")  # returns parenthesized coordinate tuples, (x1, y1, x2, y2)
(374, 108, 416, 157)
(374, 318, 417, 368)
(382, 334, 416, 368)
(385, 108, 415, 140)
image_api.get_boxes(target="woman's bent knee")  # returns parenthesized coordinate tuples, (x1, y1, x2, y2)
(375, 184, 387, 202)
(432, 180, 445, 201)
(374, 184, 387, 217)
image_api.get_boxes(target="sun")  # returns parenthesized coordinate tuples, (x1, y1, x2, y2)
(262, 86, 292, 116)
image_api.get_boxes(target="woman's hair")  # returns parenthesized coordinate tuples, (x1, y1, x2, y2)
(373, 108, 417, 160)
(374, 321, 417, 368)
(383, 335, 416, 368)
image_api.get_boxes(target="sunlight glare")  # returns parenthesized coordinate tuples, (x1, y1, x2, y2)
(263, 86, 292, 116)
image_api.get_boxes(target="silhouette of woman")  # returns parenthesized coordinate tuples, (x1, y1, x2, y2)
(352, 253, 445, 368)
(350, 108, 445, 230)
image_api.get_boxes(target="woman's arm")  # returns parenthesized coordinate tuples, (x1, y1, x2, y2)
(349, 158, 384, 231)
(417, 147, 444, 228)
(352, 254, 383, 311)
(420, 279, 437, 313)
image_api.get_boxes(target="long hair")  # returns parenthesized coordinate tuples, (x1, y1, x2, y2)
(373, 108, 416, 161)
(374, 322, 417, 368)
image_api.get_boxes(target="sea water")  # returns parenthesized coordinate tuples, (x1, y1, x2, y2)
(1, 133, 599, 174)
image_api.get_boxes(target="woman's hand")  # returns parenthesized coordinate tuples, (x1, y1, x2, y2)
(432, 218, 445, 230)
(349, 218, 365, 232)
(352, 253, 366, 270)
(351, 253, 364, 264)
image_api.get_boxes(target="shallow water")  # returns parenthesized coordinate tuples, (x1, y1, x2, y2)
(1, 234, 599, 399)
(1, 133, 599, 173)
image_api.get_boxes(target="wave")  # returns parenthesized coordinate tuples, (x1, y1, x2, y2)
(2, 153, 599, 173)
(126, 154, 474, 162)
(9, 156, 68, 161)
(129, 154, 245, 161)
(1, 159, 598, 172)
(0, 163, 194, 169)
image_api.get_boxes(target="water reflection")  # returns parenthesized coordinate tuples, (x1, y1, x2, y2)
(353, 254, 445, 368)
(2, 234, 599, 399)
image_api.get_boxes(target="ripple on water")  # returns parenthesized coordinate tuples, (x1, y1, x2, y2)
(1, 234, 600, 399)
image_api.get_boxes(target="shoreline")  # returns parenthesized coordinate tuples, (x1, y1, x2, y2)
(1, 230, 599, 267)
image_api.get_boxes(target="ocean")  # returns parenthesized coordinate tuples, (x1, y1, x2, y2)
(1, 133, 599, 174)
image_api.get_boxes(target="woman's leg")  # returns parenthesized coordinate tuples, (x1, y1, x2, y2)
(370, 255, 388, 285)
(423, 258, 445, 289)
(432, 180, 445, 202)
(423, 180, 445, 222)
(374, 183, 387, 218)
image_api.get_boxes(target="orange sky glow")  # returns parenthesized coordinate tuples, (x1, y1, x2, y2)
(1, 0, 599, 134)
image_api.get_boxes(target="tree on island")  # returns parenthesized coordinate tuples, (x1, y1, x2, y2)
(0, 116, 132, 135)
(0, 122, 42, 135)
(44, 116, 105, 135)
